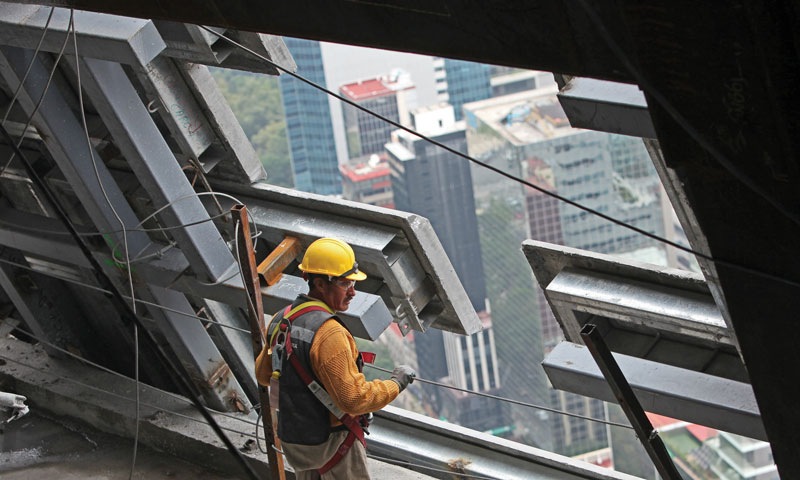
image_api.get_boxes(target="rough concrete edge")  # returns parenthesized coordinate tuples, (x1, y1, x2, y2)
(0, 336, 432, 479)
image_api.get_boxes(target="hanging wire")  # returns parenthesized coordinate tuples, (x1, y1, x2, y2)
(0, 257, 251, 334)
(0, 9, 74, 178)
(364, 364, 632, 430)
(197, 26, 800, 290)
(1, 7, 55, 125)
(6, 327, 259, 428)
(69, 19, 140, 477)
(0, 252, 632, 431)
(0, 352, 259, 440)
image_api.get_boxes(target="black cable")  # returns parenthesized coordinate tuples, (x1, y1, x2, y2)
(575, 0, 800, 229)
(0, 122, 261, 480)
(7, 326, 260, 428)
(365, 365, 632, 430)
(198, 27, 800, 291)
(0, 257, 251, 334)
(0, 352, 260, 441)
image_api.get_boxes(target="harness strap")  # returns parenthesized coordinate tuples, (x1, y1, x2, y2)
(317, 430, 358, 475)
(275, 301, 366, 471)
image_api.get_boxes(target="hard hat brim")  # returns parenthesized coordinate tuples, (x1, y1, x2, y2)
(345, 270, 367, 281)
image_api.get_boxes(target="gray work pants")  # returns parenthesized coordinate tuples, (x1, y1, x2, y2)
(282, 430, 370, 479)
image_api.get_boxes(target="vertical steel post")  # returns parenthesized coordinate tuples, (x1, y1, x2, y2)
(580, 323, 682, 480)
(232, 204, 285, 480)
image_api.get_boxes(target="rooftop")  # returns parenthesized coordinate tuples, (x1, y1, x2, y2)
(463, 85, 579, 146)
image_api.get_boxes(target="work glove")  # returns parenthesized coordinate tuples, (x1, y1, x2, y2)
(390, 365, 416, 392)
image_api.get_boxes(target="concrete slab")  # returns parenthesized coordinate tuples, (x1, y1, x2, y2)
(0, 336, 433, 479)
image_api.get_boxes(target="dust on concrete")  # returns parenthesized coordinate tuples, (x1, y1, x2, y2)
(0, 412, 240, 479)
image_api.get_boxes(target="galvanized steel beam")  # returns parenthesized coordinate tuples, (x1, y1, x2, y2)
(210, 180, 482, 337)
(543, 340, 766, 441)
(522, 240, 747, 382)
(557, 77, 655, 138)
(72, 55, 236, 282)
(371, 405, 643, 480)
(0, 46, 251, 410)
(0, 4, 164, 66)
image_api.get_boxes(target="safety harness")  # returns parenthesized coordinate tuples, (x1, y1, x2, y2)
(269, 301, 367, 474)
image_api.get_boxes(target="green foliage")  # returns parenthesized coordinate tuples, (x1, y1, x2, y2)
(210, 68, 294, 187)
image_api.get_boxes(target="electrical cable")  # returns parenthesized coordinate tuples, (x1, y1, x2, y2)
(365, 453, 497, 480)
(0, 257, 251, 334)
(0, 352, 260, 441)
(69, 23, 140, 477)
(0, 123, 261, 480)
(6, 327, 260, 429)
(364, 364, 633, 430)
(198, 26, 800, 290)
(0, 207, 232, 238)
(0, 9, 73, 178)
(574, 0, 800, 229)
(1, 7, 55, 125)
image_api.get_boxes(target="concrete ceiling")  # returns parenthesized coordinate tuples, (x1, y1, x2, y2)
(8, 1, 800, 478)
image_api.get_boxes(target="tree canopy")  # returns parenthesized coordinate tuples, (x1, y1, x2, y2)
(210, 68, 294, 188)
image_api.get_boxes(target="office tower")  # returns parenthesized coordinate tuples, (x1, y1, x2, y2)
(279, 38, 341, 195)
(433, 57, 492, 121)
(339, 155, 394, 208)
(464, 87, 672, 455)
(525, 159, 564, 354)
(340, 70, 417, 159)
(490, 70, 556, 98)
(385, 104, 486, 311)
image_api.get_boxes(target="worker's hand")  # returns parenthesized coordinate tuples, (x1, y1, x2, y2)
(390, 365, 416, 392)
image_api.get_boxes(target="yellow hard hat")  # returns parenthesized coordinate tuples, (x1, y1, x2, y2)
(298, 238, 367, 281)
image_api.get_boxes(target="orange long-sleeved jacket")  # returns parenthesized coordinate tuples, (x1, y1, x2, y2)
(255, 316, 399, 427)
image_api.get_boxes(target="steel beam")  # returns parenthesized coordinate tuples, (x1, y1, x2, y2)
(0, 210, 395, 340)
(557, 77, 655, 138)
(580, 324, 682, 480)
(543, 340, 766, 441)
(0, 46, 251, 410)
(0, 4, 164, 67)
(72, 55, 236, 282)
(150, 21, 293, 76)
(370, 405, 642, 480)
(212, 180, 482, 337)
(0, 247, 86, 356)
(522, 240, 747, 382)
(177, 61, 266, 183)
(136, 55, 216, 163)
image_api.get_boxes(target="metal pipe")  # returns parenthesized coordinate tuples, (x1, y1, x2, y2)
(580, 323, 683, 480)
(233, 204, 285, 480)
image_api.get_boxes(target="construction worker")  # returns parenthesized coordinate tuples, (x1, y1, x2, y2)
(255, 237, 416, 479)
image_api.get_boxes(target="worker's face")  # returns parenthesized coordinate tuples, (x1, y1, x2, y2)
(316, 277, 356, 312)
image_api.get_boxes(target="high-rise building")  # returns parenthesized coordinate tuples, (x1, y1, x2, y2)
(490, 70, 556, 98)
(385, 104, 486, 310)
(279, 38, 341, 195)
(385, 104, 490, 426)
(339, 155, 394, 208)
(433, 58, 492, 121)
(525, 159, 564, 354)
(340, 70, 417, 160)
(464, 87, 677, 456)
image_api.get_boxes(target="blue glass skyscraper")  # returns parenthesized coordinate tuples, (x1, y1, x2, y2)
(439, 59, 491, 121)
(279, 38, 341, 195)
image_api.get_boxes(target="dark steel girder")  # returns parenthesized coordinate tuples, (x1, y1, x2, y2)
(15, 0, 633, 82)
